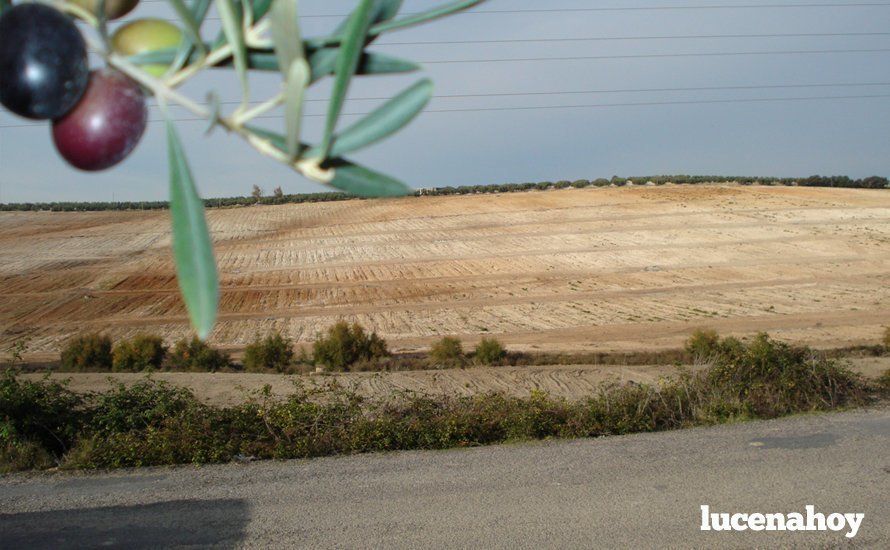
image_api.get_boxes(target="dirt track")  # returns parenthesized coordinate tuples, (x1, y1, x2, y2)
(2, 185, 889, 358)
(18, 356, 889, 406)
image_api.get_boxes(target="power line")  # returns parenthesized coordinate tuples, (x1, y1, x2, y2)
(1, 93, 887, 129)
(4, 80, 889, 117)
(128, 2, 890, 23)
(179, 81, 890, 107)
(137, 2, 890, 17)
(374, 31, 890, 46)
(418, 47, 890, 64)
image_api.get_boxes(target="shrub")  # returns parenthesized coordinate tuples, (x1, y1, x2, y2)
(685, 328, 721, 360)
(312, 321, 390, 371)
(474, 337, 506, 365)
(0, 371, 85, 459)
(64, 380, 246, 469)
(60, 333, 112, 371)
(244, 332, 295, 373)
(112, 334, 167, 372)
(429, 337, 465, 368)
(167, 337, 232, 372)
(883, 327, 890, 350)
(705, 333, 865, 417)
(89, 380, 201, 435)
(1, 330, 879, 471)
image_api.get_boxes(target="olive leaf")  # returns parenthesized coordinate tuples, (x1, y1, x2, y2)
(326, 159, 412, 197)
(372, 0, 403, 23)
(269, 0, 309, 160)
(166, 0, 211, 74)
(165, 120, 219, 340)
(167, 0, 207, 55)
(307, 78, 432, 158)
(250, 0, 274, 19)
(128, 47, 419, 79)
(309, 0, 484, 48)
(320, 0, 375, 159)
(269, 0, 304, 72)
(307, 48, 418, 82)
(204, 91, 222, 134)
(284, 58, 310, 160)
(214, 0, 249, 104)
(244, 126, 412, 197)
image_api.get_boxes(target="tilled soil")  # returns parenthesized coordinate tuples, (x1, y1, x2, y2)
(2, 185, 889, 358)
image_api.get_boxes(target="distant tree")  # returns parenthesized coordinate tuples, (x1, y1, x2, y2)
(430, 336, 465, 368)
(273, 186, 284, 198)
(244, 332, 294, 373)
(312, 321, 389, 371)
(112, 334, 167, 372)
(61, 333, 113, 371)
(473, 337, 506, 365)
(168, 337, 231, 372)
(251, 185, 263, 200)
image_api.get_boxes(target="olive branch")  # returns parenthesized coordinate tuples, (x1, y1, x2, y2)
(47, 0, 485, 338)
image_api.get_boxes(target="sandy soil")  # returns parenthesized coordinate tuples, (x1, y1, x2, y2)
(19, 356, 888, 405)
(2, 185, 889, 359)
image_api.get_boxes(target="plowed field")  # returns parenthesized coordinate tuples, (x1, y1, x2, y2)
(2, 185, 889, 359)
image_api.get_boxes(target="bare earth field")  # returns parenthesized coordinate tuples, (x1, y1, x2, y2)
(2, 185, 889, 362)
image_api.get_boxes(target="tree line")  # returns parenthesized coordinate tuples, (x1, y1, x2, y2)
(2, 174, 886, 212)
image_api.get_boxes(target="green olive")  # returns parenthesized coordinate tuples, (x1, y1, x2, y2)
(71, 0, 139, 21)
(111, 19, 184, 78)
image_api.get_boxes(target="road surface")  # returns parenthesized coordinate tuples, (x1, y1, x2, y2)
(1, 407, 888, 548)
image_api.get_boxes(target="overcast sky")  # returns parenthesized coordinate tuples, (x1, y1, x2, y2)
(1, 0, 889, 203)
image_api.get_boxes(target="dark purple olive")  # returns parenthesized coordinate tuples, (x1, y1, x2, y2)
(0, 4, 89, 120)
(52, 70, 147, 171)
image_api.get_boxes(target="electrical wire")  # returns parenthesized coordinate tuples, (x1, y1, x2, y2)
(372, 31, 890, 46)
(1, 92, 887, 129)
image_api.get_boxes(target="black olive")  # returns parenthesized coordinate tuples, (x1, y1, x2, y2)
(0, 4, 89, 120)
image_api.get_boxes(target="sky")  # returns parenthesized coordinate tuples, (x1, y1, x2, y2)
(1, 0, 889, 203)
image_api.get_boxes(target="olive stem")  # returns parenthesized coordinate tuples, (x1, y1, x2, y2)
(231, 91, 284, 125)
(165, 20, 270, 88)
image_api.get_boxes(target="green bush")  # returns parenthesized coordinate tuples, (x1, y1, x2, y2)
(167, 337, 232, 372)
(112, 334, 167, 372)
(64, 380, 247, 469)
(89, 380, 201, 435)
(429, 337, 465, 368)
(0, 371, 84, 460)
(883, 327, 890, 350)
(312, 321, 389, 371)
(244, 332, 295, 373)
(685, 328, 721, 360)
(0, 330, 879, 471)
(705, 333, 864, 417)
(60, 333, 112, 371)
(474, 337, 506, 365)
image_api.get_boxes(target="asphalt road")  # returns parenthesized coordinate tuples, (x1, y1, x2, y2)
(1, 407, 888, 549)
